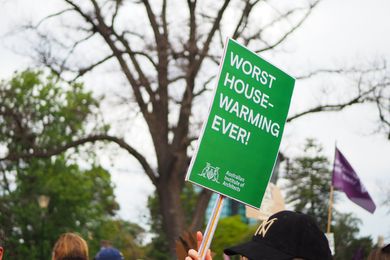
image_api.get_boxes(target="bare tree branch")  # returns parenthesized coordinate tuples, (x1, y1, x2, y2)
(171, 0, 230, 153)
(140, 0, 170, 145)
(195, 0, 230, 73)
(373, 83, 390, 138)
(110, 31, 156, 99)
(376, 97, 390, 127)
(296, 66, 386, 80)
(0, 134, 158, 185)
(65, 0, 150, 115)
(287, 84, 378, 122)
(232, 0, 260, 39)
(62, 32, 95, 61)
(34, 8, 75, 28)
(72, 54, 115, 81)
(168, 75, 186, 84)
(193, 75, 216, 97)
(110, 0, 121, 27)
(252, 1, 320, 52)
(142, 0, 162, 47)
(161, 0, 168, 39)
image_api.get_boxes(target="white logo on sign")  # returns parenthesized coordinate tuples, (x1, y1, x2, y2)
(199, 163, 220, 183)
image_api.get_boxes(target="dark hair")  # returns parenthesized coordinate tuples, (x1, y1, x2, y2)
(383, 244, 390, 254)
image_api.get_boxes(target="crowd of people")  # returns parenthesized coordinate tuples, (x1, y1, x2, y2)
(1, 232, 124, 260)
(0, 224, 125, 260)
(1, 210, 389, 259)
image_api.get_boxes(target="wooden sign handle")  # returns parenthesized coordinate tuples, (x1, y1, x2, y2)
(198, 194, 225, 260)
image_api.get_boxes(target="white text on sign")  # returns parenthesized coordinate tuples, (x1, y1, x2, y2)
(210, 50, 281, 145)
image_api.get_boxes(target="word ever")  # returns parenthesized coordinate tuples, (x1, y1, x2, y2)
(211, 115, 251, 145)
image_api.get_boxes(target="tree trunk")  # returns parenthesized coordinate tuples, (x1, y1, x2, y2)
(189, 189, 212, 231)
(156, 177, 186, 258)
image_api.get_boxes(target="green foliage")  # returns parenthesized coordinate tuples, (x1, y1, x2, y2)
(0, 156, 119, 259)
(147, 186, 257, 260)
(0, 70, 100, 156)
(332, 212, 373, 259)
(284, 139, 373, 258)
(284, 138, 332, 230)
(180, 184, 201, 226)
(0, 70, 146, 259)
(89, 219, 147, 259)
(211, 216, 257, 260)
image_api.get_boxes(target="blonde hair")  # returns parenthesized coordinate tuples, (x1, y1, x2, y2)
(52, 232, 89, 260)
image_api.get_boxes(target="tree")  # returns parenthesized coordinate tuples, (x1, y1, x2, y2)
(380, 181, 390, 213)
(211, 216, 256, 260)
(0, 71, 146, 259)
(284, 139, 332, 230)
(146, 191, 170, 260)
(0, 154, 118, 258)
(283, 139, 373, 258)
(90, 219, 148, 259)
(332, 212, 373, 260)
(146, 183, 199, 260)
(3, 0, 389, 255)
(0, 155, 148, 259)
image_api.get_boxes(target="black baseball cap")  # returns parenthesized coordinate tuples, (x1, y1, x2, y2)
(224, 210, 332, 260)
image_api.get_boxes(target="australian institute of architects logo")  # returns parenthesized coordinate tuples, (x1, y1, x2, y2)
(199, 162, 220, 183)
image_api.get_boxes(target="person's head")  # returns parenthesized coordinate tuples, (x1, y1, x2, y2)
(224, 210, 332, 260)
(368, 244, 390, 260)
(52, 232, 89, 260)
(94, 246, 124, 260)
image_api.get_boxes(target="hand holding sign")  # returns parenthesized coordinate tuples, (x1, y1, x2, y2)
(185, 38, 295, 260)
(185, 232, 212, 260)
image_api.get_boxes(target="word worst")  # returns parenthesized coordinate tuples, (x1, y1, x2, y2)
(210, 50, 281, 145)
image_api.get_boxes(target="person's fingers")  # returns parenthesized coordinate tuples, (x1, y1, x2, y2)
(206, 249, 212, 260)
(185, 257, 191, 260)
(196, 231, 203, 250)
(192, 232, 213, 260)
(188, 249, 199, 259)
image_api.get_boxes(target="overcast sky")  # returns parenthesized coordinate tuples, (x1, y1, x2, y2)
(276, 0, 390, 243)
(1, 0, 390, 245)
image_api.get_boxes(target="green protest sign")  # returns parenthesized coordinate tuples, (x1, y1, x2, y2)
(185, 38, 295, 208)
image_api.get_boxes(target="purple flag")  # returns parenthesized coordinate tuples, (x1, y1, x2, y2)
(332, 148, 376, 213)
